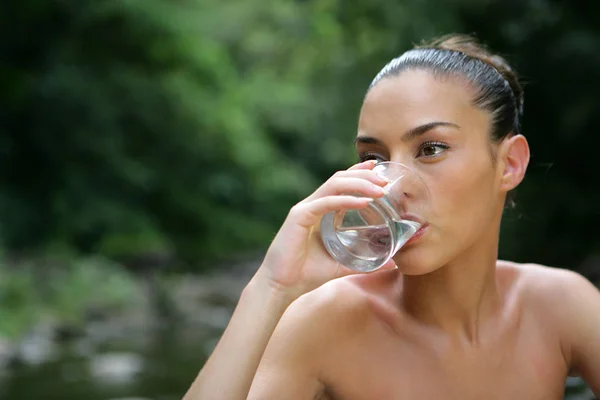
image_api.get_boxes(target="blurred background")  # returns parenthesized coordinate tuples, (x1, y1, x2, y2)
(0, 0, 599, 399)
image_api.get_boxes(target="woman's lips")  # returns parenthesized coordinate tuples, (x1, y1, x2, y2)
(405, 224, 428, 245)
(400, 213, 424, 226)
(399, 213, 426, 245)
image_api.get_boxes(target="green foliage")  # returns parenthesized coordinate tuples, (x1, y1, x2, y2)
(0, 263, 40, 339)
(0, 0, 461, 265)
(453, 1, 600, 268)
(47, 257, 138, 325)
(0, 257, 138, 339)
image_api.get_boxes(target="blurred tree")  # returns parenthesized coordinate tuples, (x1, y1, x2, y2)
(0, 0, 597, 274)
(0, 0, 462, 267)
(452, 0, 600, 270)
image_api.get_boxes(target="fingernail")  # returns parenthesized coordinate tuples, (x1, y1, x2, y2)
(373, 185, 386, 195)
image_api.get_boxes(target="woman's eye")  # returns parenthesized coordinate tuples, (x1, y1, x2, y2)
(417, 142, 449, 158)
(359, 152, 387, 163)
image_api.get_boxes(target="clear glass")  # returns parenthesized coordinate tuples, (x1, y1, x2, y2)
(320, 162, 430, 272)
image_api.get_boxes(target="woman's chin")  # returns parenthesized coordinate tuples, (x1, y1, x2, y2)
(393, 252, 440, 276)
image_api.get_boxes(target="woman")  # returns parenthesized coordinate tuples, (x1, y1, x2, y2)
(185, 35, 600, 399)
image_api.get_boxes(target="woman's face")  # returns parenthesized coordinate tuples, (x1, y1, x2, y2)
(356, 70, 506, 274)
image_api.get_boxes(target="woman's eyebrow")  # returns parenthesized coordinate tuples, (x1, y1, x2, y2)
(401, 121, 460, 142)
(354, 136, 384, 146)
(355, 121, 460, 146)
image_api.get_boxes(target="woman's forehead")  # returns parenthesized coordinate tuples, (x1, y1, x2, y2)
(358, 70, 485, 135)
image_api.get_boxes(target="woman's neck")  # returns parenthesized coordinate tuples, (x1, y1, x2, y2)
(400, 234, 502, 345)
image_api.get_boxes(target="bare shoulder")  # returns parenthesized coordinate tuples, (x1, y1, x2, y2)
(280, 269, 400, 338)
(496, 259, 599, 311)
(252, 278, 373, 394)
(497, 261, 600, 380)
(251, 274, 399, 399)
(277, 274, 374, 341)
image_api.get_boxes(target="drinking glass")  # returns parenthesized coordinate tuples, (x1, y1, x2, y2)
(320, 162, 430, 272)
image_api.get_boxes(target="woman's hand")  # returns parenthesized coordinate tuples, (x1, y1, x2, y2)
(254, 160, 391, 301)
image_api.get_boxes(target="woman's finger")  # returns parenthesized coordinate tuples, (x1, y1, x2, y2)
(303, 169, 388, 203)
(289, 195, 371, 228)
(330, 169, 388, 186)
(347, 160, 378, 171)
(305, 177, 385, 202)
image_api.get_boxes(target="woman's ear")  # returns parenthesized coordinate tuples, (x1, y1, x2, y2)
(498, 134, 530, 191)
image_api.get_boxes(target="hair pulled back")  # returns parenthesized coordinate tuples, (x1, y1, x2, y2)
(369, 34, 523, 141)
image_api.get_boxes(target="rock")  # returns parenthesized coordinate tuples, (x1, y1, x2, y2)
(564, 388, 596, 400)
(0, 337, 13, 370)
(71, 338, 95, 358)
(564, 376, 595, 400)
(90, 352, 143, 385)
(202, 337, 220, 356)
(565, 376, 586, 389)
(193, 305, 233, 331)
(14, 322, 57, 365)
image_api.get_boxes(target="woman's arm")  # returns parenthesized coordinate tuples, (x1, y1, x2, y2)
(183, 160, 388, 399)
(248, 279, 365, 400)
(183, 274, 293, 400)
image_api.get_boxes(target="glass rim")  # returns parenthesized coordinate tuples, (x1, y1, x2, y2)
(372, 161, 431, 198)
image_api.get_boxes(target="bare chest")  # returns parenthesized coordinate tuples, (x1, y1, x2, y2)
(322, 321, 568, 400)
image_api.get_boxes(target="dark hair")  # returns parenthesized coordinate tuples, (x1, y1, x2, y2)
(369, 34, 524, 142)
